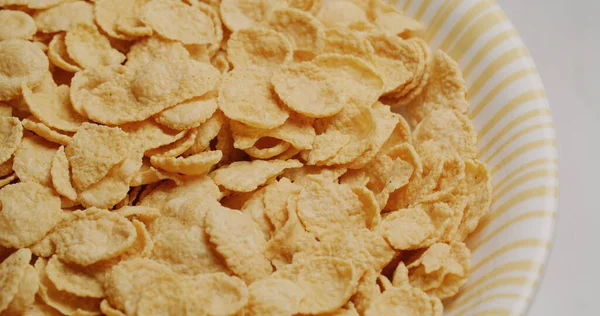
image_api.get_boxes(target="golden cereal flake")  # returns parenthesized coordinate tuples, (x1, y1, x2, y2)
(124, 36, 190, 71)
(296, 175, 371, 238)
(364, 283, 442, 316)
(71, 60, 220, 125)
(244, 141, 291, 159)
(48, 33, 82, 73)
(412, 108, 477, 168)
(26, 0, 77, 9)
(104, 258, 173, 315)
(50, 208, 137, 265)
(35, 258, 102, 315)
(312, 54, 384, 108)
(316, 0, 368, 28)
(95, 0, 152, 40)
(295, 228, 395, 274)
(185, 111, 224, 155)
(121, 119, 186, 154)
(145, 128, 198, 158)
(218, 67, 290, 129)
(154, 91, 218, 130)
(205, 207, 273, 283)
(21, 117, 72, 146)
(0, 248, 31, 313)
(286, 0, 322, 13)
(263, 178, 301, 230)
(0, 182, 64, 248)
(77, 154, 142, 209)
(130, 161, 183, 187)
(369, 0, 423, 37)
(33, 1, 94, 33)
(264, 196, 318, 269)
(0, 39, 49, 101)
(220, 0, 283, 32)
(273, 257, 358, 315)
(45, 255, 104, 299)
(227, 27, 294, 69)
(139, 175, 222, 219)
(322, 27, 375, 62)
(140, 0, 215, 45)
(0, 174, 16, 189)
(407, 242, 470, 299)
(268, 8, 326, 53)
(2, 264, 38, 315)
(454, 159, 492, 241)
(23, 84, 86, 133)
(230, 114, 315, 151)
(65, 123, 131, 191)
(65, 24, 126, 69)
(346, 102, 401, 169)
(114, 0, 154, 38)
(309, 104, 375, 166)
(246, 278, 305, 316)
(12, 134, 59, 187)
(0, 103, 11, 117)
(0, 10, 36, 41)
(186, 272, 249, 316)
(150, 150, 222, 175)
(100, 300, 126, 316)
(271, 62, 345, 118)
(377, 207, 436, 251)
(0, 117, 22, 164)
(211, 159, 302, 192)
(406, 50, 469, 126)
(151, 225, 230, 275)
(351, 268, 380, 314)
(51, 146, 77, 201)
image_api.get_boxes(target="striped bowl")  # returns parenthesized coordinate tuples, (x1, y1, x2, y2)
(392, 0, 558, 315)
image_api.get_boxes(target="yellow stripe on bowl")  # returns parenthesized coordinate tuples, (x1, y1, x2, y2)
(393, 0, 558, 315)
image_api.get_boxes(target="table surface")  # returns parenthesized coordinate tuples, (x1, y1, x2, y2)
(496, 1, 599, 315)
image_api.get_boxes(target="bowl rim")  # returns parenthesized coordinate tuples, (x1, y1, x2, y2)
(396, 0, 559, 314)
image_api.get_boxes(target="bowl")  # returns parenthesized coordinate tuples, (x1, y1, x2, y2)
(393, 0, 558, 314)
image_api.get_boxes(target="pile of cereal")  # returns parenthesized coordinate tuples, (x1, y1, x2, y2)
(0, 0, 492, 315)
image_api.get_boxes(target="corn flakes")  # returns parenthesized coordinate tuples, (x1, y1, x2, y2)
(0, 117, 22, 165)
(219, 67, 290, 129)
(0, 248, 31, 313)
(0, 1, 496, 313)
(0, 10, 36, 41)
(227, 27, 294, 69)
(51, 208, 137, 265)
(94, 0, 150, 40)
(211, 159, 302, 192)
(154, 91, 218, 130)
(21, 117, 72, 146)
(35, 258, 102, 315)
(65, 24, 126, 69)
(205, 207, 273, 283)
(407, 242, 470, 299)
(273, 256, 358, 314)
(33, 1, 94, 33)
(65, 123, 130, 191)
(316, 0, 368, 28)
(0, 182, 64, 248)
(141, 0, 215, 45)
(245, 278, 305, 316)
(48, 33, 82, 73)
(271, 61, 345, 118)
(0, 39, 49, 101)
(45, 255, 104, 299)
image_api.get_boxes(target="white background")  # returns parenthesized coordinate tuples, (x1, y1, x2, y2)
(497, 1, 599, 315)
